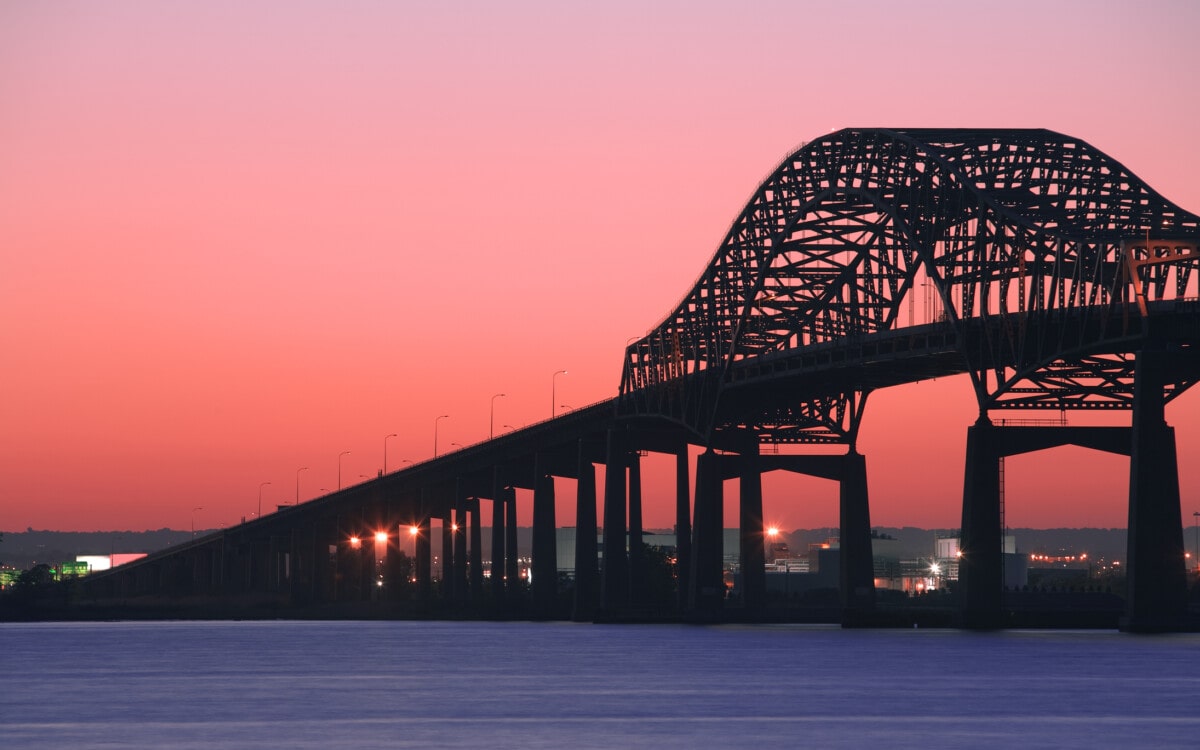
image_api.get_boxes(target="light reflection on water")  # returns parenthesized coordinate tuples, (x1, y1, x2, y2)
(2, 621, 1199, 749)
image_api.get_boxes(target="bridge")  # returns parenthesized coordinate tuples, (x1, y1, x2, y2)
(82, 128, 1200, 631)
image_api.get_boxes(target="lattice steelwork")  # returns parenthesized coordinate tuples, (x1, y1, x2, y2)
(619, 128, 1200, 442)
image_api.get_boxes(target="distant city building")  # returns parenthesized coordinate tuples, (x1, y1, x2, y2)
(75, 553, 147, 573)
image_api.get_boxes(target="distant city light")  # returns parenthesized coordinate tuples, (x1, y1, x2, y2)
(349, 536, 361, 548)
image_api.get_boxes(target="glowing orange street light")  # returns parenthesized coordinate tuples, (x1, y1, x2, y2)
(375, 531, 388, 544)
(349, 536, 362, 549)
(409, 525, 420, 537)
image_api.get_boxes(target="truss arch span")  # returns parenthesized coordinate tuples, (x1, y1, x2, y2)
(619, 128, 1200, 438)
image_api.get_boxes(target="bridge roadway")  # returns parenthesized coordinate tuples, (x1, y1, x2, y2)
(83, 129, 1200, 630)
(81, 301, 1200, 630)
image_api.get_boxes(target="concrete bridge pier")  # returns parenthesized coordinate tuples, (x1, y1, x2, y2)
(757, 451, 876, 621)
(839, 450, 875, 622)
(440, 509, 454, 600)
(504, 484, 520, 607)
(689, 449, 725, 613)
(453, 492, 469, 605)
(573, 442, 599, 621)
(738, 452, 766, 614)
(490, 468, 506, 604)
(958, 420, 1147, 629)
(314, 521, 338, 603)
(601, 429, 630, 611)
(532, 464, 558, 617)
(959, 418, 1003, 628)
(628, 453, 646, 606)
(468, 498, 484, 604)
(1124, 348, 1188, 632)
(675, 445, 692, 613)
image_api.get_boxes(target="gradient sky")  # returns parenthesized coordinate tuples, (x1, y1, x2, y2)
(2, 1, 1198, 533)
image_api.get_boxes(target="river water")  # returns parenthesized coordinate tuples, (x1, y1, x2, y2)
(2, 621, 1198, 748)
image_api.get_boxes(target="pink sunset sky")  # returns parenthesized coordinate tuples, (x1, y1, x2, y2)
(2, 1, 1198, 533)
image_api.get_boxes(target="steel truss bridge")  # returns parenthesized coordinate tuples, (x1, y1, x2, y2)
(83, 129, 1200, 631)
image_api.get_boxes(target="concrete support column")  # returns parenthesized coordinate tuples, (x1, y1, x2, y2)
(289, 527, 305, 603)
(453, 501, 469, 605)
(739, 452, 766, 614)
(689, 450, 724, 612)
(441, 511, 453, 601)
(504, 485, 520, 605)
(959, 418, 1003, 629)
(309, 524, 325, 604)
(416, 515, 432, 602)
(573, 444, 599, 621)
(840, 450, 876, 621)
(1124, 348, 1188, 632)
(469, 499, 484, 602)
(532, 466, 558, 617)
(490, 468, 506, 602)
(675, 446, 692, 612)
(602, 430, 629, 610)
(314, 522, 336, 604)
(628, 452, 645, 606)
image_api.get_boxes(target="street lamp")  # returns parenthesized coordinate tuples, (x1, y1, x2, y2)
(296, 466, 308, 504)
(551, 369, 567, 418)
(383, 433, 398, 474)
(258, 481, 271, 518)
(338, 450, 351, 490)
(191, 507, 204, 538)
(490, 393, 505, 439)
(434, 414, 449, 457)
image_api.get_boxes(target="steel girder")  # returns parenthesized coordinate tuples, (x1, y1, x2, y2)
(618, 128, 1200, 441)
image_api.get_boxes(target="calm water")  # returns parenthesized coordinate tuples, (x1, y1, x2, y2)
(2, 621, 1198, 749)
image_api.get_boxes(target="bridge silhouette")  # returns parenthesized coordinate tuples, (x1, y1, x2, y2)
(83, 129, 1200, 631)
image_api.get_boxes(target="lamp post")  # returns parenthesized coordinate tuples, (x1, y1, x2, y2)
(551, 369, 567, 418)
(295, 466, 308, 504)
(490, 393, 505, 439)
(383, 433, 397, 474)
(434, 414, 449, 457)
(338, 450, 351, 490)
(191, 507, 203, 538)
(258, 481, 271, 518)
